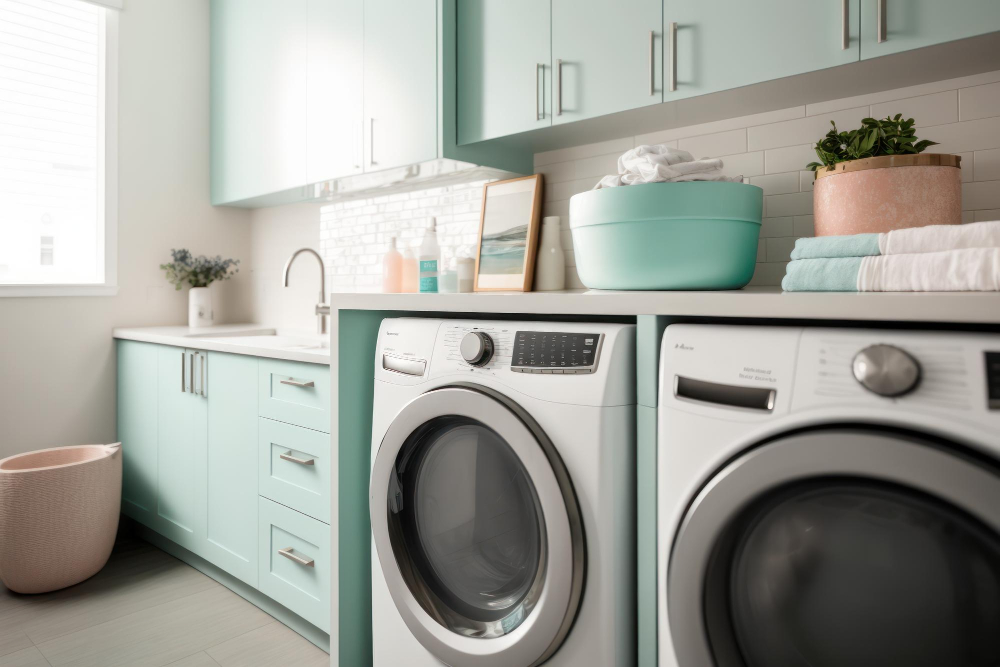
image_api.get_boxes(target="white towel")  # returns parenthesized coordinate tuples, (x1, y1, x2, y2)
(879, 220, 1000, 255)
(593, 144, 743, 189)
(857, 247, 1000, 292)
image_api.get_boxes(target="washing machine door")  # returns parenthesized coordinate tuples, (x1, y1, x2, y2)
(370, 384, 585, 667)
(669, 428, 1000, 667)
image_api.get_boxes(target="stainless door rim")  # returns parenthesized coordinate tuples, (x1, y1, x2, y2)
(668, 429, 1000, 667)
(370, 384, 585, 667)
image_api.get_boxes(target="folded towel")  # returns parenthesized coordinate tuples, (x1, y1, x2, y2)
(781, 257, 864, 292)
(790, 220, 1000, 260)
(593, 144, 743, 189)
(782, 248, 1000, 292)
(858, 247, 1000, 292)
(790, 234, 881, 260)
(880, 220, 1000, 255)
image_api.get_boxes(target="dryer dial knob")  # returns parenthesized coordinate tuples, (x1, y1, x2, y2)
(852, 344, 921, 397)
(461, 332, 494, 367)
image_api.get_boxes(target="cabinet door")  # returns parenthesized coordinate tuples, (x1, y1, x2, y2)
(861, 0, 1000, 59)
(117, 341, 158, 528)
(306, 0, 364, 183)
(155, 348, 207, 554)
(210, 0, 308, 204)
(456, 0, 551, 144)
(663, 0, 860, 103)
(552, 0, 661, 125)
(363, 0, 438, 171)
(204, 353, 259, 587)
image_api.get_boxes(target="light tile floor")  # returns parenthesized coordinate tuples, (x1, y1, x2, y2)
(0, 533, 329, 667)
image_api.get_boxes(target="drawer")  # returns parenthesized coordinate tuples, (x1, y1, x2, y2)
(259, 418, 330, 524)
(258, 359, 330, 433)
(258, 497, 330, 632)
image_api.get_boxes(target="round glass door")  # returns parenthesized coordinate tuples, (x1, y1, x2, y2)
(668, 429, 1000, 667)
(388, 416, 546, 637)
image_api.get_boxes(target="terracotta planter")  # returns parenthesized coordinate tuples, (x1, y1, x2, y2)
(812, 154, 962, 236)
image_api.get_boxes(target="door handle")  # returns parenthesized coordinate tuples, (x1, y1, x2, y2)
(877, 0, 886, 43)
(535, 63, 543, 120)
(189, 352, 195, 394)
(180, 351, 185, 393)
(199, 353, 206, 398)
(278, 547, 315, 568)
(280, 378, 315, 388)
(668, 22, 677, 93)
(280, 451, 316, 466)
(841, 0, 849, 50)
(556, 59, 563, 116)
(369, 117, 376, 166)
(648, 30, 655, 95)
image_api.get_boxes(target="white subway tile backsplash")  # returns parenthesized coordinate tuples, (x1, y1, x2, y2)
(677, 129, 747, 158)
(749, 172, 799, 196)
(973, 209, 1000, 222)
(959, 81, 1000, 121)
(799, 170, 816, 191)
(793, 215, 815, 237)
(534, 136, 634, 167)
(747, 107, 869, 151)
(974, 149, 1000, 182)
(760, 217, 794, 238)
(870, 90, 959, 128)
(962, 180, 1000, 211)
(922, 115, 1000, 155)
(764, 144, 817, 174)
(716, 151, 765, 178)
(633, 106, 804, 145)
(958, 152, 974, 182)
(766, 237, 797, 263)
(766, 191, 813, 217)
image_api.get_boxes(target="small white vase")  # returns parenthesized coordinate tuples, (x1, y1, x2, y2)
(533, 216, 566, 291)
(188, 287, 214, 328)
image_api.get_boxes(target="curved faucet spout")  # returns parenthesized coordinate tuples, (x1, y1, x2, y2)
(282, 248, 328, 335)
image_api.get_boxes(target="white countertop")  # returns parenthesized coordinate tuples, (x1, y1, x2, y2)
(113, 324, 331, 365)
(328, 287, 1000, 324)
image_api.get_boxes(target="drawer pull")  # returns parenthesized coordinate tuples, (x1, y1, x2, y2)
(278, 547, 314, 568)
(280, 451, 315, 466)
(280, 378, 315, 388)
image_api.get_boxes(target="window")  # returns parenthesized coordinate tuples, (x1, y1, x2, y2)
(0, 0, 118, 296)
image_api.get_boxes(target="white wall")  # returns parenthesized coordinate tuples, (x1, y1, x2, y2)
(535, 69, 1000, 287)
(0, 0, 253, 460)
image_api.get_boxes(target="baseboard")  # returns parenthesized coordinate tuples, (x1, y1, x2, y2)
(122, 517, 331, 654)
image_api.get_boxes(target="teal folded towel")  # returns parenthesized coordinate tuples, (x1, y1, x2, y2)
(781, 257, 863, 292)
(790, 233, 881, 260)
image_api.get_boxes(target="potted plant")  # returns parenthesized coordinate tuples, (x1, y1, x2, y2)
(806, 115, 961, 236)
(161, 249, 240, 328)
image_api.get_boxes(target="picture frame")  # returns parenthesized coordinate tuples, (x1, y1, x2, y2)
(473, 174, 544, 292)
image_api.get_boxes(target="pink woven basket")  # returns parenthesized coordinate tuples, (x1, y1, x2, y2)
(0, 443, 121, 594)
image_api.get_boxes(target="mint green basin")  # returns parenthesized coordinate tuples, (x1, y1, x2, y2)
(569, 182, 763, 290)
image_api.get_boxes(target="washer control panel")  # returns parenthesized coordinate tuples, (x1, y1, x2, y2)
(511, 330, 604, 374)
(987, 352, 1000, 410)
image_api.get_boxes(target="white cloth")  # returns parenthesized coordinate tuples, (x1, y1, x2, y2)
(879, 220, 1000, 255)
(593, 144, 743, 189)
(857, 247, 1000, 292)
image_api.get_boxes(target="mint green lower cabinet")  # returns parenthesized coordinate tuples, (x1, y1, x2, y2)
(861, 0, 1000, 59)
(117, 341, 159, 528)
(154, 348, 207, 554)
(259, 497, 331, 632)
(204, 352, 260, 587)
(259, 359, 331, 433)
(664, 0, 860, 103)
(259, 418, 331, 524)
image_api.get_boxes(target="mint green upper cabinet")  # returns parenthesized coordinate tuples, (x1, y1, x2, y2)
(155, 349, 208, 554)
(211, 0, 308, 205)
(363, 0, 438, 171)
(456, 0, 551, 144)
(663, 0, 860, 103)
(203, 352, 259, 587)
(552, 0, 662, 125)
(861, 0, 1000, 59)
(118, 341, 158, 528)
(306, 0, 364, 183)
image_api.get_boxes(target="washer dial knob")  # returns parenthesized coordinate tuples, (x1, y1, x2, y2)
(460, 332, 494, 367)
(852, 344, 921, 397)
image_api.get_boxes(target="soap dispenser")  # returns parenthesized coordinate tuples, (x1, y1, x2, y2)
(418, 217, 441, 293)
(533, 215, 566, 291)
(381, 236, 402, 293)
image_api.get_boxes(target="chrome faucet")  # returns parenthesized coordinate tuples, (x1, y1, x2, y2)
(282, 248, 330, 335)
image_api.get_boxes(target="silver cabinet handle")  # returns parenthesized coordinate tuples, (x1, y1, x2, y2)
(280, 451, 316, 466)
(280, 378, 315, 388)
(535, 63, 542, 120)
(199, 353, 206, 398)
(180, 351, 185, 393)
(841, 0, 849, 50)
(369, 117, 376, 166)
(278, 547, 314, 568)
(877, 0, 886, 43)
(353, 119, 361, 170)
(648, 30, 655, 95)
(556, 58, 562, 116)
(189, 352, 195, 394)
(668, 22, 677, 93)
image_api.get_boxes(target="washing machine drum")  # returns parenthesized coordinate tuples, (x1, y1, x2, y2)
(669, 428, 1000, 667)
(370, 385, 585, 667)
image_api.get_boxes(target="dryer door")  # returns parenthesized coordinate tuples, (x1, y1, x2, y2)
(370, 385, 585, 667)
(668, 428, 1000, 667)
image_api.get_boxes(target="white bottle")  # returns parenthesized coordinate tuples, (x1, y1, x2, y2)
(401, 248, 418, 293)
(381, 236, 402, 293)
(418, 217, 440, 293)
(533, 216, 566, 291)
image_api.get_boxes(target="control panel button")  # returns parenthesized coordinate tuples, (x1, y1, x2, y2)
(460, 331, 494, 367)
(852, 344, 921, 397)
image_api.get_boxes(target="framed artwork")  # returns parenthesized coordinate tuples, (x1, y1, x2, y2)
(473, 174, 544, 292)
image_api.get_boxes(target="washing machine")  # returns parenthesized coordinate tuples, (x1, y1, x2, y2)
(657, 324, 1000, 667)
(370, 318, 636, 667)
